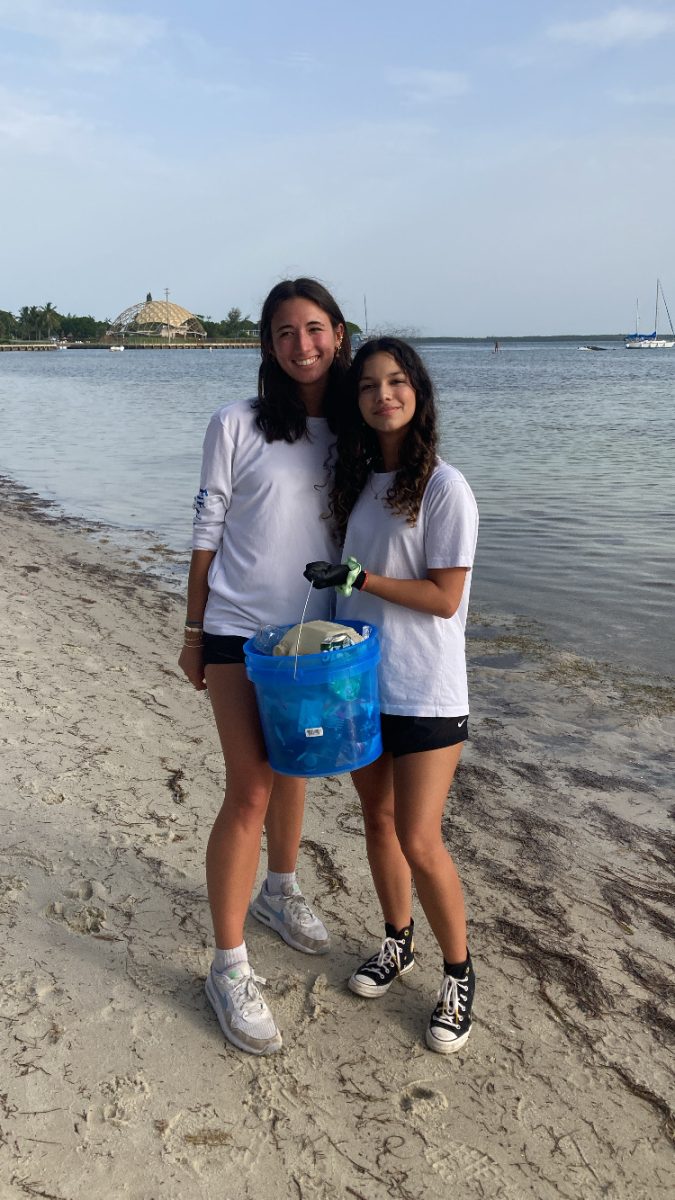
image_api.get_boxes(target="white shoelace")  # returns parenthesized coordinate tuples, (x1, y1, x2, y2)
(435, 973, 467, 1026)
(283, 893, 317, 927)
(370, 936, 404, 977)
(229, 970, 269, 1019)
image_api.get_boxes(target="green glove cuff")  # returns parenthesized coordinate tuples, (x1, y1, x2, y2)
(337, 557, 364, 597)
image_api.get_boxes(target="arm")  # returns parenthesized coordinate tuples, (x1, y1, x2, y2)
(305, 559, 469, 619)
(360, 566, 469, 619)
(178, 549, 216, 690)
(358, 471, 477, 618)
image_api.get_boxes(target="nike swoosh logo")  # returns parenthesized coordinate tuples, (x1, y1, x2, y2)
(457, 719, 467, 727)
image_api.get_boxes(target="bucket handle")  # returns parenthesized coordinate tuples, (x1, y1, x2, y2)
(293, 579, 315, 680)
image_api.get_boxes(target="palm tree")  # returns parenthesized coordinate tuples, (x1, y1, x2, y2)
(17, 306, 41, 340)
(41, 301, 60, 340)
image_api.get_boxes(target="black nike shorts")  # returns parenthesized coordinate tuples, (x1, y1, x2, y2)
(202, 633, 248, 666)
(380, 714, 469, 758)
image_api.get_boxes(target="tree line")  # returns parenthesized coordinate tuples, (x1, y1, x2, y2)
(0, 302, 261, 343)
(0, 303, 108, 343)
(194, 307, 259, 340)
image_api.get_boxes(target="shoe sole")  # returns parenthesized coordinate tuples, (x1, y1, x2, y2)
(249, 902, 330, 955)
(348, 959, 415, 998)
(425, 1024, 471, 1055)
(205, 974, 283, 1056)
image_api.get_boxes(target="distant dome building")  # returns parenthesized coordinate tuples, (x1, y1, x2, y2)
(108, 295, 206, 340)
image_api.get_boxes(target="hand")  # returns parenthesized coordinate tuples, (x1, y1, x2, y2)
(178, 644, 207, 690)
(304, 561, 350, 589)
(304, 558, 366, 596)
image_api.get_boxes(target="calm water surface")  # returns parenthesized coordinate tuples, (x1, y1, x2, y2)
(1, 344, 673, 677)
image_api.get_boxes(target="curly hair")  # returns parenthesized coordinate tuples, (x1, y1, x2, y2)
(329, 337, 438, 542)
(254, 278, 351, 442)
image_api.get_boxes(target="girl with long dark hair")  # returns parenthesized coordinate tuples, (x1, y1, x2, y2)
(306, 337, 478, 1053)
(179, 278, 350, 1055)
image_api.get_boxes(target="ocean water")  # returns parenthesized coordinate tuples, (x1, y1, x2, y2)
(1, 343, 673, 678)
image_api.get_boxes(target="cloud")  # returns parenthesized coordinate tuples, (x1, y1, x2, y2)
(547, 6, 675, 47)
(611, 83, 675, 104)
(0, 85, 88, 152)
(0, 0, 164, 71)
(387, 68, 468, 105)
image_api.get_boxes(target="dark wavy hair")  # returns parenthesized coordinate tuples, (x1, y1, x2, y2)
(254, 278, 351, 442)
(329, 337, 438, 541)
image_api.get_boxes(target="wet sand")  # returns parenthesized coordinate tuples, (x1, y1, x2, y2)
(0, 476, 673, 1199)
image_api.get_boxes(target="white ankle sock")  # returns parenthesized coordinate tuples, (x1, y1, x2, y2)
(267, 870, 298, 895)
(213, 942, 247, 973)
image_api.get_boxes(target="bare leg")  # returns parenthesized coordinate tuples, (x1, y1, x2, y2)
(351, 754, 412, 931)
(205, 664, 274, 949)
(264, 774, 306, 874)
(393, 744, 466, 963)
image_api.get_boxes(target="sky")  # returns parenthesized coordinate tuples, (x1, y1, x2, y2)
(1, 1, 674, 336)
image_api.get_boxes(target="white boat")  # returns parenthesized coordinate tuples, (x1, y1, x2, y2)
(625, 280, 675, 348)
(109, 345, 124, 352)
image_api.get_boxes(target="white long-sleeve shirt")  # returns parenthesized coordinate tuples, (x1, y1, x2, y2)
(192, 399, 337, 637)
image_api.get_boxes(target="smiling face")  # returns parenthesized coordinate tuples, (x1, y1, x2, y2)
(357, 352, 417, 461)
(270, 297, 344, 405)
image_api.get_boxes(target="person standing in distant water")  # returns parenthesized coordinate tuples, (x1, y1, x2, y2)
(305, 337, 479, 1054)
(493, 339, 499, 353)
(179, 278, 350, 1055)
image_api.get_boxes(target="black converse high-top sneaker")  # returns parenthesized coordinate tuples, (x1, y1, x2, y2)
(348, 922, 415, 998)
(425, 953, 475, 1054)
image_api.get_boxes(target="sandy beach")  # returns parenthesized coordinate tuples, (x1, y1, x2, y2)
(0, 474, 673, 1200)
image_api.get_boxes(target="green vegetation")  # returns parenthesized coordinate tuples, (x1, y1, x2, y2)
(195, 307, 259, 340)
(0, 303, 108, 343)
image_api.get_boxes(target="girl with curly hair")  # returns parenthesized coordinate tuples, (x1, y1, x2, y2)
(305, 337, 479, 1053)
(179, 278, 350, 1056)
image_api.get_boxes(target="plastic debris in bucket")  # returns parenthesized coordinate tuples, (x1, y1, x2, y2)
(244, 620, 382, 777)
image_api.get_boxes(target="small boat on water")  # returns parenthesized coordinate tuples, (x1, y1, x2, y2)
(109, 345, 124, 352)
(625, 279, 675, 348)
(578, 345, 607, 351)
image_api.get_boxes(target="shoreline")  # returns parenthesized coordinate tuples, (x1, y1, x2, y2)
(2, 470, 673, 692)
(0, 485, 673, 1198)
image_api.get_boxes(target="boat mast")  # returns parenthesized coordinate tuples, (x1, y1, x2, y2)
(654, 279, 659, 336)
(363, 294, 368, 338)
(658, 278, 675, 336)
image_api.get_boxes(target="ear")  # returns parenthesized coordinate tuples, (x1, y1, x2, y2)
(334, 322, 345, 351)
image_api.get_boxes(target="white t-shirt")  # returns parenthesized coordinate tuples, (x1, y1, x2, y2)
(192, 399, 337, 636)
(337, 462, 478, 717)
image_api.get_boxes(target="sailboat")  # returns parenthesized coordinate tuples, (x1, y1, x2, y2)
(625, 279, 675, 348)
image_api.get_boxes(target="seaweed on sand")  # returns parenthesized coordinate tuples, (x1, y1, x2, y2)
(301, 838, 350, 895)
(496, 917, 612, 1017)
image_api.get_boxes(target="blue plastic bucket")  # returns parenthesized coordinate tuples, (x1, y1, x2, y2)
(244, 620, 382, 777)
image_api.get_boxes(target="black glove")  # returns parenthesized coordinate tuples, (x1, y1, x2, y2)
(303, 561, 350, 589)
(304, 558, 367, 595)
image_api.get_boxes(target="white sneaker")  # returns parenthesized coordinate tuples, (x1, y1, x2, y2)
(205, 962, 282, 1055)
(249, 881, 330, 955)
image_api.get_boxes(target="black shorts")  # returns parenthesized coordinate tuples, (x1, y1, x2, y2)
(380, 714, 469, 758)
(202, 633, 248, 666)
